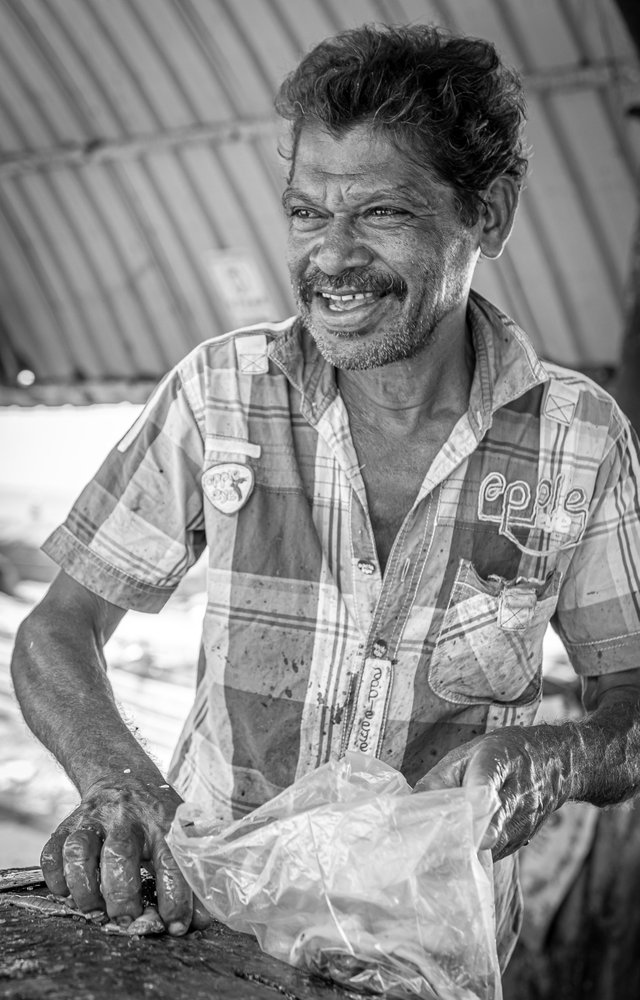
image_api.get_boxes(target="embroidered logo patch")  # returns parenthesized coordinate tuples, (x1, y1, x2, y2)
(202, 463, 254, 514)
(478, 471, 588, 553)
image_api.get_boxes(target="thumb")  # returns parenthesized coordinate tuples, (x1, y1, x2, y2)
(413, 769, 451, 793)
(414, 735, 487, 793)
(463, 746, 504, 850)
(462, 735, 507, 791)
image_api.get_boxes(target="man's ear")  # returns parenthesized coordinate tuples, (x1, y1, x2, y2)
(478, 175, 520, 260)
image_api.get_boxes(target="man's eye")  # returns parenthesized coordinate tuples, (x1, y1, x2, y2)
(367, 207, 405, 218)
(288, 207, 320, 220)
(286, 207, 326, 231)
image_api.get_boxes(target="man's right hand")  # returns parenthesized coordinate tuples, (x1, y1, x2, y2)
(40, 772, 209, 934)
(11, 572, 211, 933)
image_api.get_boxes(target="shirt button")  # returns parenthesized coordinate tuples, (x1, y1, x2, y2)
(357, 559, 376, 575)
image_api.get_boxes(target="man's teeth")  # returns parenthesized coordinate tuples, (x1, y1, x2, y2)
(320, 291, 377, 311)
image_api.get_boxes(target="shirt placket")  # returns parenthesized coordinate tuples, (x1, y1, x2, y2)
(290, 349, 495, 763)
(343, 409, 494, 757)
(344, 491, 434, 756)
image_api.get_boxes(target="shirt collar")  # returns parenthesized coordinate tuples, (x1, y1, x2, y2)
(466, 290, 547, 436)
(269, 317, 338, 424)
(269, 292, 548, 429)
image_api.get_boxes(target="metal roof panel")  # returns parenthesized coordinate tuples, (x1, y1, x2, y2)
(0, 0, 638, 402)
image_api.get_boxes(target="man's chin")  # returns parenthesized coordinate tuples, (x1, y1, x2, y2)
(307, 323, 425, 371)
(303, 320, 379, 369)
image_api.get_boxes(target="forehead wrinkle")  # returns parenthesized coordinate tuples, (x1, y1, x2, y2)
(284, 175, 440, 207)
(287, 126, 452, 212)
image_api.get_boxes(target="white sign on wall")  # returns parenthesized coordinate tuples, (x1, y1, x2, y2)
(206, 249, 276, 328)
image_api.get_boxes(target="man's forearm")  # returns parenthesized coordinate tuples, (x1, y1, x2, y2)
(10, 574, 201, 932)
(11, 609, 163, 794)
(516, 687, 640, 814)
(420, 677, 640, 859)
(569, 688, 640, 806)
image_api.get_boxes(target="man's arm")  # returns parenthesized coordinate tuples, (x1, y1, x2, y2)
(416, 667, 640, 860)
(10, 571, 201, 933)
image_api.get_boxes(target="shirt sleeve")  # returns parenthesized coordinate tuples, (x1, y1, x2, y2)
(42, 366, 206, 612)
(553, 406, 640, 675)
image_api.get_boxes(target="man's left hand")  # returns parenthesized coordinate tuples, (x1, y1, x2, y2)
(414, 726, 577, 860)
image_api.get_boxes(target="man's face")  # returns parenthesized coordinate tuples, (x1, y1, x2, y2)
(283, 123, 482, 370)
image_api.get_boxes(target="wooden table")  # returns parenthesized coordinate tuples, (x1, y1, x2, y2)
(0, 871, 342, 1000)
(6, 805, 640, 1000)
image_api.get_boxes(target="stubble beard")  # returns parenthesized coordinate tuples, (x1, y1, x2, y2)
(291, 264, 454, 370)
(295, 294, 445, 371)
(306, 315, 428, 369)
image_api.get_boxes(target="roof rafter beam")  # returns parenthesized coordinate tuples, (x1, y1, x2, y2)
(1, 59, 638, 178)
(526, 57, 639, 93)
(0, 115, 279, 177)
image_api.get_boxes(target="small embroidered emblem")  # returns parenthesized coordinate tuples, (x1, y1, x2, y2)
(202, 463, 254, 514)
(543, 380, 581, 426)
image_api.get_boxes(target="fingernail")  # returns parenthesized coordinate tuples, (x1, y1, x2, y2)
(168, 921, 188, 936)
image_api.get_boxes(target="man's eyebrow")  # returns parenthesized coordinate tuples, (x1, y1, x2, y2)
(281, 182, 442, 214)
(282, 184, 417, 205)
(282, 187, 308, 206)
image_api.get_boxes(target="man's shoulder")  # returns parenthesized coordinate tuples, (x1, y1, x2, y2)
(536, 360, 621, 432)
(176, 317, 299, 380)
(470, 294, 617, 429)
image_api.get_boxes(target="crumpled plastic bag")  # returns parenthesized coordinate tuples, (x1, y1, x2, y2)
(167, 751, 502, 1000)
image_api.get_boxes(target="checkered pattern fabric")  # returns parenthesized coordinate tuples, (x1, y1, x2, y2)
(42, 292, 640, 965)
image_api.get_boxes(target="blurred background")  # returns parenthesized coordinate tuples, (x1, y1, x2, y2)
(0, 0, 639, 889)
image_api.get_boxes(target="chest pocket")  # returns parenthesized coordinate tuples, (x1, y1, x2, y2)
(428, 559, 559, 707)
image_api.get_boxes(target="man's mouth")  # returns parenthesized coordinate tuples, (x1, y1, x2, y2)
(296, 269, 406, 333)
(318, 290, 383, 312)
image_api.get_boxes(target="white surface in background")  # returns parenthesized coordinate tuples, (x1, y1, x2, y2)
(0, 404, 142, 543)
(1, 404, 141, 491)
(0, 403, 204, 868)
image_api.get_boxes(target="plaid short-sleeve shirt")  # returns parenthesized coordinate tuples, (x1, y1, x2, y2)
(44, 291, 640, 809)
(43, 292, 640, 961)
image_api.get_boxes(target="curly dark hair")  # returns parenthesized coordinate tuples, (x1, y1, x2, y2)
(275, 23, 529, 226)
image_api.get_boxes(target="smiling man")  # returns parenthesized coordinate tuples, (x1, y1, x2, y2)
(284, 127, 485, 372)
(11, 23, 640, 972)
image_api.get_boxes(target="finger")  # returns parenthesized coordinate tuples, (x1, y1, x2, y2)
(480, 821, 502, 852)
(413, 769, 450, 792)
(472, 783, 504, 852)
(464, 730, 524, 793)
(151, 839, 193, 935)
(191, 895, 212, 931)
(415, 751, 469, 791)
(100, 831, 144, 925)
(40, 831, 71, 898)
(127, 905, 166, 937)
(62, 828, 104, 912)
(491, 786, 538, 859)
(463, 742, 508, 849)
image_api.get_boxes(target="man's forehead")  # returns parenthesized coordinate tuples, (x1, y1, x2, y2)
(294, 122, 404, 171)
(288, 122, 446, 199)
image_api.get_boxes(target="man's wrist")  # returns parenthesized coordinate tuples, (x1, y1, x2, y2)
(71, 740, 165, 796)
(562, 696, 640, 806)
(526, 720, 586, 805)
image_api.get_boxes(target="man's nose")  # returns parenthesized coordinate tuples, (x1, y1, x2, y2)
(309, 218, 372, 275)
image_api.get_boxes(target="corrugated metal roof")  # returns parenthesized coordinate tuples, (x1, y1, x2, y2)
(0, 0, 638, 404)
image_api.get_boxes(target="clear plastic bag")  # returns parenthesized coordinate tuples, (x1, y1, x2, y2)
(167, 751, 502, 1000)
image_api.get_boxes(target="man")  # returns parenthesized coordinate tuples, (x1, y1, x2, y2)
(11, 23, 640, 968)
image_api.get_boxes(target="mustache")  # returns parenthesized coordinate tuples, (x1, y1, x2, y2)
(297, 267, 407, 302)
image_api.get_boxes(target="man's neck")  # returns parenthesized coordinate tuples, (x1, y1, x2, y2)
(336, 317, 475, 433)
(333, 316, 475, 573)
